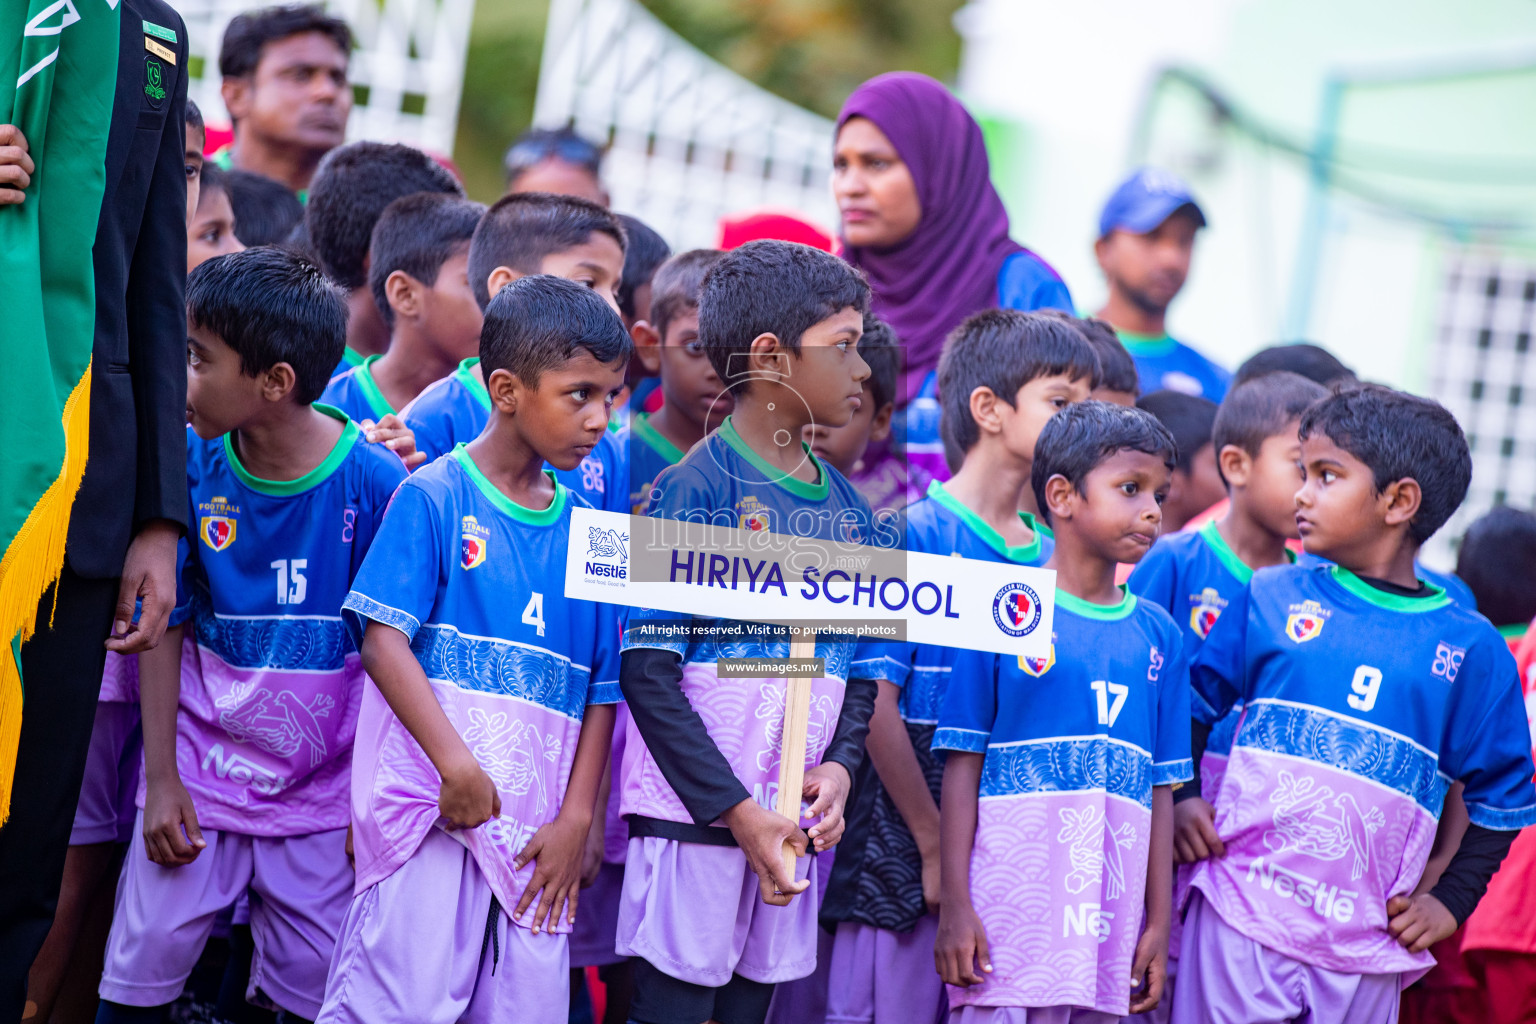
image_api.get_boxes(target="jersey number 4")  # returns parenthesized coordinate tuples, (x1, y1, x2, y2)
(271, 559, 307, 606)
(1090, 679, 1129, 727)
(522, 592, 546, 637)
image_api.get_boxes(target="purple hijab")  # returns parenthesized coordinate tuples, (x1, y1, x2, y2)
(838, 73, 1022, 403)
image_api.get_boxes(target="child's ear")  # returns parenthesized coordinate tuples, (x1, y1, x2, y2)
(1381, 477, 1422, 531)
(485, 266, 522, 301)
(869, 401, 895, 444)
(261, 362, 298, 403)
(485, 366, 522, 414)
(384, 270, 422, 321)
(1043, 473, 1077, 522)
(968, 386, 1003, 437)
(1217, 444, 1249, 488)
(746, 332, 786, 379)
(631, 320, 662, 374)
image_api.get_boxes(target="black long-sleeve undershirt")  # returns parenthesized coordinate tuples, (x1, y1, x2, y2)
(618, 647, 878, 846)
(1430, 824, 1518, 925)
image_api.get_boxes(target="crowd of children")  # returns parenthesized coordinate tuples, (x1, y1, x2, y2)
(18, 27, 1536, 1024)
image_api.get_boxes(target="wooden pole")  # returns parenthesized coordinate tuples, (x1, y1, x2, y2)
(774, 632, 816, 893)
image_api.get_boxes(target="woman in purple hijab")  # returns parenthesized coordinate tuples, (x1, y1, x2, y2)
(834, 72, 1073, 480)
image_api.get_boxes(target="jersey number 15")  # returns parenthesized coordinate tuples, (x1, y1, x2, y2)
(271, 559, 308, 606)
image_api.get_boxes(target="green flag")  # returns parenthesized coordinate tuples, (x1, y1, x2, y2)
(0, 0, 120, 820)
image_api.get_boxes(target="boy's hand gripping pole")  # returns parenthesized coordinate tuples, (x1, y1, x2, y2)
(773, 633, 816, 895)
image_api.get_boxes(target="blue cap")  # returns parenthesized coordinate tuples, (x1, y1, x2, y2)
(1098, 167, 1206, 238)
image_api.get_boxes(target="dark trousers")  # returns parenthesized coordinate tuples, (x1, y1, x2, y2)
(0, 566, 118, 1019)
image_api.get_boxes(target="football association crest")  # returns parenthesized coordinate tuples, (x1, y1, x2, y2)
(461, 515, 490, 570)
(200, 516, 236, 551)
(1285, 609, 1326, 643)
(993, 583, 1042, 638)
(1188, 587, 1227, 638)
(1018, 643, 1056, 677)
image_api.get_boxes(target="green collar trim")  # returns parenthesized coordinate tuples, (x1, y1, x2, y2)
(1497, 622, 1528, 641)
(719, 416, 829, 501)
(338, 347, 364, 369)
(351, 355, 394, 420)
(1056, 586, 1137, 621)
(926, 480, 1044, 564)
(451, 445, 566, 525)
(224, 405, 358, 496)
(1196, 521, 1297, 584)
(456, 357, 491, 411)
(1329, 565, 1450, 612)
(631, 412, 686, 465)
(1116, 330, 1177, 358)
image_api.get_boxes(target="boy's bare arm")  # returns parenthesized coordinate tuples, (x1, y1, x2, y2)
(360, 623, 498, 829)
(935, 752, 991, 987)
(140, 624, 204, 865)
(866, 680, 942, 908)
(1130, 785, 1174, 1015)
(514, 702, 617, 932)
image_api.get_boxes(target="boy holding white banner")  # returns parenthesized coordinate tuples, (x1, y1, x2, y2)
(616, 240, 883, 1024)
(935, 401, 1193, 1021)
(824, 309, 1101, 1024)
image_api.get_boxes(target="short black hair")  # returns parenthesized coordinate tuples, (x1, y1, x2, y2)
(219, 4, 352, 79)
(938, 309, 1100, 456)
(698, 240, 870, 390)
(1031, 401, 1177, 524)
(187, 247, 345, 405)
(1234, 343, 1357, 389)
(480, 275, 632, 389)
(1457, 506, 1536, 627)
(859, 317, 900, 412)
(185, 99, 204, 135)
(649, 249, 724, 340)
(1298, 385, 1472, 544)
(305, 142, 462, 290)
(196, 163, 228, 210)
(504, 126, 604, 184)
(467, 192, 627, 310)
(1211, 371, 1327, 482)
(1078, 317, 1139, 396)
(616, 214, 670, 321)
(224, 170, 304, 247)
(369, 193, 485, 327)
(1136, 390, 1218, 473)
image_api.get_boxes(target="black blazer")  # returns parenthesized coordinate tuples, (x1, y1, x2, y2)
(67, 0, 191, 579)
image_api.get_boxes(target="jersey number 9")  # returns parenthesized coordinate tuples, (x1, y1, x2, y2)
(1346, 664, 1383, 713)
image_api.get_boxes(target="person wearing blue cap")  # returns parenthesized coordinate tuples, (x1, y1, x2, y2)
(1094, 167, 1231, 401)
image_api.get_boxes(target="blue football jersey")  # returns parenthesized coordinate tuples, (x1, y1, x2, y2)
(837, 479, 1054, 931)
(320, 354, 394, 422)
(341, 445, 621, 924)
(400, 357, 628, 512)
(171, 408, 407, 836)
(1188, 561, 1536, 974)
(615, 411, 686, 516)
(619, 417, 884, 827)
(1117, 332, 1231, 401)
(932, 589, 1191, 1014)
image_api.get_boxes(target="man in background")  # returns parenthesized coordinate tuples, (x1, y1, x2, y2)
(504, 126, 609, 205)
(214, 3, 352, 196)
(1094, 167, 1231, 400)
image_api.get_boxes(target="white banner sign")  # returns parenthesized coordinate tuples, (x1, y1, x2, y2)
(563, 507, 1055, 658)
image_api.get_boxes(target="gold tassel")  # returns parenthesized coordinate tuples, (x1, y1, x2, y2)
(0, 363, 92, 823)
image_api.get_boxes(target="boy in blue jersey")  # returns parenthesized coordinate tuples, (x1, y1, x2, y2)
(822, 311, 1099, 1024)
(620, 248, 731, 513)
(935, 401, 1191, 1021)
(1126, 370, 1326, 1020)
(1173, 386, 1536, 1023)
(321, 193, 485, 425)
(402, 191, 630, 512)
(617, 240, 882, 1024)
(319, 276, 629, 1024)
(96, 249, 409, 1023)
